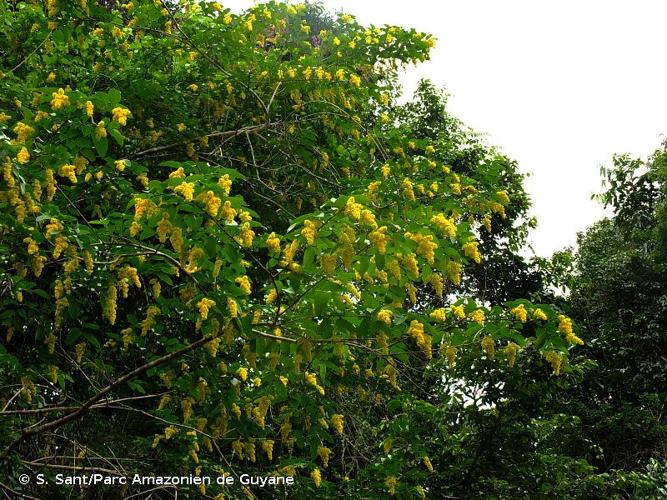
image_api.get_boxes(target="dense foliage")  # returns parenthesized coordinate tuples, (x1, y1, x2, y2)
(0, 1, 663, 498)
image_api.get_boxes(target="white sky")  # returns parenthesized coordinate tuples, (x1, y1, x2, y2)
(224, 0, 667, 256)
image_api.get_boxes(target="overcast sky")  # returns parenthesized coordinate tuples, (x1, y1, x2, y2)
(225, 0, 667, 257)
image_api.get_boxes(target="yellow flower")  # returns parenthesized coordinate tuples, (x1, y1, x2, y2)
(301, 219, 318, 245)
(310, 468, 322, 488)
(451, 304, 465, 319)
(470, 309, 485, 325)
(402, 178, 415, 200)
(14, 122, 34, 143)
(176, 122, 187, 133)
(407, 232, 437, 264)
(505, 342, 519, 367)
(237, 223, 255, 248)
(174, 181, 195, 201)
(105, 284, 118, 325)
(218, 174, 232, 195)
(349, 74, 361, 87)
(236, 367, 248, 381)
(266, 232, 281, 253)
(223, 13, 232, 24)
(463, 241, 482, 264)
(377, 309, 393, 326)
(510, 304, 528, 323)
(96, 121, 107, 138)
(114, 159, 126, 172)
(533, 308, 548, 321)
(481, 336, 495, 358)
(112, 107, 130, 126)
(381, 164, 391, 177)
(385, 476, 397, 496)
(369, 226, 390, 254)
(58, 164, 77, 183)
(317, 446, 331, 468)
(344, 196, 363, 219)
(50, 88, 69, 110)
(430, 308, 446, 322)
(431, 213, 457, 238)
(235, 275, 251, 295)
(423, 456, 434, 473)
(497, 190, 510, 204)
(227, 297, 238, 318)
(331, 414, 344, 435)
(305, 371, 325, 396)
(197, 298, 216, 320)
(169, 167, 186, 179)
(545, 351, 562, 375)
(17, 147, 30, 164)
(262, 440, 274, 461)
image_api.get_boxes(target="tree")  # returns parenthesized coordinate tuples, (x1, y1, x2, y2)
(565, 145, 667, 476)
(1, 1, 583, 497)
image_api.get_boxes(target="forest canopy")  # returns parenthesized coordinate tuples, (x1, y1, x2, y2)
(0, 1, 664, 498)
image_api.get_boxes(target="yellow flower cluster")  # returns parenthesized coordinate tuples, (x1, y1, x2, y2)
(406, 232, 437, 264)
(317, 446, 331, 468)
(235, 275, 251, 295)
(311, 468, 322, 488)
(118, 264, 141, 290)
(305, 371, 325, 395)
(51, 88, 69, 110)
(174, 181, 195, 201)
(423, 456, 434, 473)
(558, 315, 583, 345)
(444, 345, 457, 368)
(200, 190, 221, 217)
(105, 284, 118, 325)
(197, 298, 216, 320)
(112, 106, 130, 126)
(407, 320, 432, 359)
(344, 196, 362, 219)
(266, 232, 281, 253)
(17, 147, 30, 164)
(331, 414, 344, 435)
(430, 273, 444, 297)
(431, 213, 457, 238)
(237, 223, 255, 248)
(402, 178, 416, 200)
(510, 304, 527, 323)
(58, 164, 77, 183)
(14, 122, 34, 143)
(377, 309, 393, 325)
(447, 260, 462, 285)
(236, 367, 248, 381)
(262, 440, 274, 461)
(301, 219, 318, 245)
(470, 309, 485, 324)
(140, 306, 160, 336)
(385, 476, 397, 496)
(505, 342, 519, 367)
(481, 336, 495, 358)
(227, 297, 238, 318)
(430, 308, 446, 322)
(369, 226, 390, 254)
(545, 351, 562, 375)
(463, 241, 482, 264)
(533, 308, 548, 321)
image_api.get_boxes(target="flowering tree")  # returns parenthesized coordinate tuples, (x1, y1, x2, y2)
(0, 1, 583, 497)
